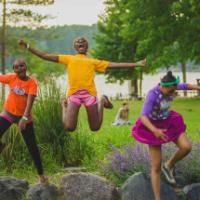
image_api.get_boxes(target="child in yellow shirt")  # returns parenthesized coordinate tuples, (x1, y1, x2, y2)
(19, 37, 146, 131)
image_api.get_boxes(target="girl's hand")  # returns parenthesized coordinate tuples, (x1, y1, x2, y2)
(18, 40, 28, 49)
(153, 128, 168, 142)
(136, 58, 146, 66)
(18, 119, 27, 131)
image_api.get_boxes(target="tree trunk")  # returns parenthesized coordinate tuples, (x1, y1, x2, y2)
(128, 79, 138, 99)
(181, 62, 187, 97)
(1, 0, 6, 100)
(139, 71, 143, 98)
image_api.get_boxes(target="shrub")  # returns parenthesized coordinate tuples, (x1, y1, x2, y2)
(101, 144, 150, 185)
(102, 142, 200, 186)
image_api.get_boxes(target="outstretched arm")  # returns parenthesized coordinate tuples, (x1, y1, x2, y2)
(19, 40, 58, 63)
(107, 58, 146, 69)
(187, 84, 200, 90)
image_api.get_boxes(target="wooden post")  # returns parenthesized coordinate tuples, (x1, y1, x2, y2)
(197, 79, 200, 96)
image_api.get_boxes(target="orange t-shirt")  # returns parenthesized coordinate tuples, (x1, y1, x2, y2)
(0, 74, 37, 116)
(58, 54, 109, 96)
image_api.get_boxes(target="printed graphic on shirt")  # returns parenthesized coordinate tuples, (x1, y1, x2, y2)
(160, 99, 171, 111)
(11, 86, 28, 96)
(149, 95, 172, 120)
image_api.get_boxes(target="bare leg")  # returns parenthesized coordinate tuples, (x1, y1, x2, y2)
(166, 133, 191, 169)
(62, 99, 81, 131)
(149, 145, 162, 200)
(86, 96, 112, 131)
(86, 97, 104, 131)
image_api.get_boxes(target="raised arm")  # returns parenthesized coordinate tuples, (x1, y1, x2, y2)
(19, 40, 58, 63)
(107, 58, 146, 69)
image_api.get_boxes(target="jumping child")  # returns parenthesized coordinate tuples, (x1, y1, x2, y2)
(132, 71, 200, 200)
(19, 37, 146, 132)
(0, 59, 48, 183)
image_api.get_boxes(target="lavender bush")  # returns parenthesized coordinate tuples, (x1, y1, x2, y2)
(101, 144, 150, 185)
(102, 142, 200, 186)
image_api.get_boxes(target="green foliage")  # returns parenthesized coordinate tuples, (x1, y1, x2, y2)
(5, 25, 97, 80)
(63, 120, 96, 166)
(0, 80, 200, 186)
(0, 78, 98, 175)
(94, 0, 142, 84)
(95, 0, 200, 85)
(33, 77, 67, 164)
(4, 0, 54, 28)
(33, 77, 98, 167)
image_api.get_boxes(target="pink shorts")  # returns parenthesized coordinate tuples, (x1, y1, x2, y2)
(68, 90, 97, 107)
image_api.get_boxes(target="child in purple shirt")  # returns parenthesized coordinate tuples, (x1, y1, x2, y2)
(132, 71, 200, 200)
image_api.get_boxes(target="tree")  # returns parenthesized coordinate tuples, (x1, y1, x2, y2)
(121, 0, 200, 88)
(94, 0, 145, 98)
(0, 0, 54, 99)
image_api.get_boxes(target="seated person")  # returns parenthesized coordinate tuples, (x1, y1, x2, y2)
(112, 102, 131, 125)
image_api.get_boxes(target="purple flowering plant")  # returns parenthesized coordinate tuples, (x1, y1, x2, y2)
(101, 142, 200, 186)
(101, 144, 150, 185)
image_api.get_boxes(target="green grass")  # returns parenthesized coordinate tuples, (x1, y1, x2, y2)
(0, 97, 200, 185)
(171, 98, 200, 140)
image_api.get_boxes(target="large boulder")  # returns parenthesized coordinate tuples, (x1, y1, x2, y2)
(183, 183, 200, 200)
(0, 176, 29, 200)
(61, 172, 120, 200)
(27, 183, 60, 200)
(121, 172, 177, 200)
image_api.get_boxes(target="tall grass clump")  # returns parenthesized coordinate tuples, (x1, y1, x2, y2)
(1, 125, 32, 172)
(63, 119, 96, 166)
(33, 77, 67, 164)
(34, 78, 95, 167)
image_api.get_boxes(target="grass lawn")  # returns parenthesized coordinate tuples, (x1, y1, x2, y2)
(79, 97, 200, 142)
(0, 98, 199, 185)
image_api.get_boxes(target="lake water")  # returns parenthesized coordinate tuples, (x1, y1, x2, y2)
(58, 72, 200, 98)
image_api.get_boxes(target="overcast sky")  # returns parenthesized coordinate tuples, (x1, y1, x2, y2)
(29, 0, 106, 26)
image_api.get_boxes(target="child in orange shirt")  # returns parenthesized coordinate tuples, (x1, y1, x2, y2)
(19, 37, 146, 131)
(0, 59, 48, 183)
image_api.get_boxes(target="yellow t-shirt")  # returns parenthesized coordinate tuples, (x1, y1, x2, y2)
(58, 54, 109, 96)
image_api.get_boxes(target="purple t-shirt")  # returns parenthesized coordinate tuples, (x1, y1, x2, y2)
(141, 83, 188, 120)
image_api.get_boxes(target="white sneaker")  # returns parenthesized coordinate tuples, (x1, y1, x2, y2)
(162, 163, 176, 185)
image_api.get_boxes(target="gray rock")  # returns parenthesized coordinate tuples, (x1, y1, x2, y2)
(62, 167, 87, 173)
(183, 183, 200, 200)
(61, 172, 120, 200)
(27, 183, 59, 200)
(0, 176, 29, 200)
(121, 172, 177, 200)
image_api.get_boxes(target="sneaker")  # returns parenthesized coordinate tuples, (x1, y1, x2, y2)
(162, 163, 176, 185)
(102, 95, 113, 109)
(0, 142, 6, 153)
